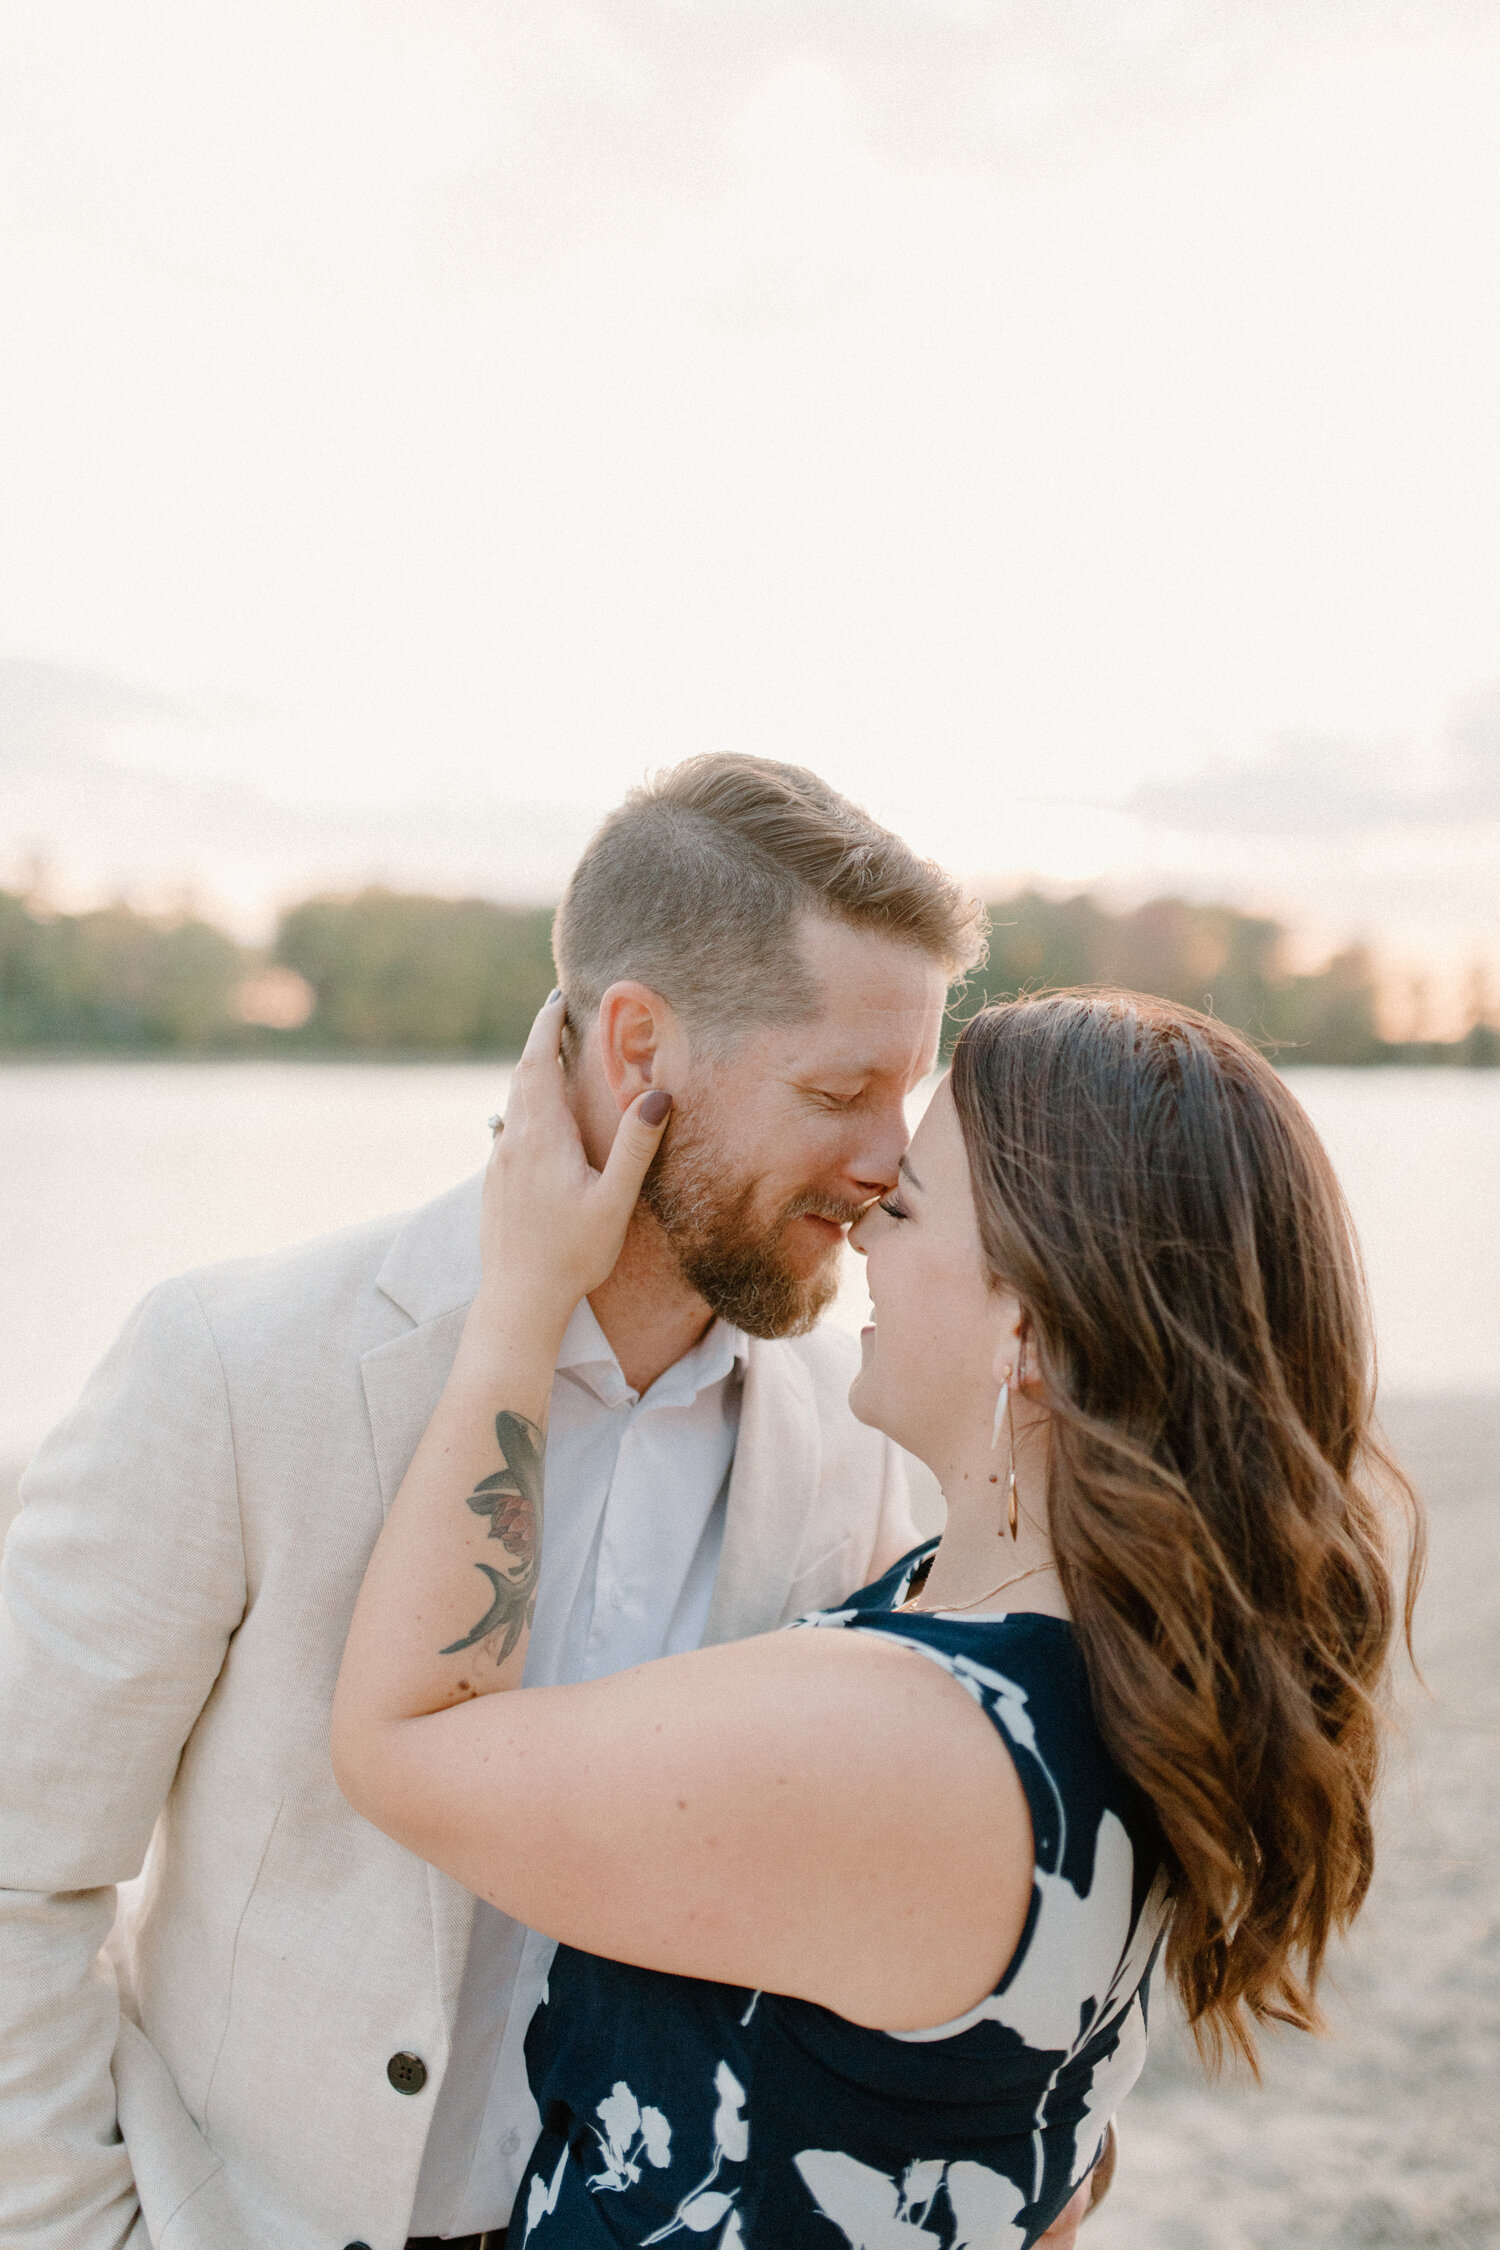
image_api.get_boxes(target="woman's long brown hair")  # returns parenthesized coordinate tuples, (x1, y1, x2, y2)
(949, 992, 1423, 2070)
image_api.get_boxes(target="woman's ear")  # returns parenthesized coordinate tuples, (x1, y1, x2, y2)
(1013, 1312, 1047, 1396)
(989, 1292, 1027, 1391)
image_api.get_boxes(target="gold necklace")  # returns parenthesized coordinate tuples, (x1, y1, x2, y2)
(899, 1559, 1060, 1616)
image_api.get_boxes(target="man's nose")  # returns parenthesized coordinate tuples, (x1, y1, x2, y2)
(845, 1101, 909, 1198)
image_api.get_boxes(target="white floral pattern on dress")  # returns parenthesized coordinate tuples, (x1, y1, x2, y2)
(525, 2059, 750, 2249)
(520, 2143, 569, 2245)
(587, 2080, 674, 2193)
(642, 2062, 749, 2243)
(792, 2150, 1027, 2248)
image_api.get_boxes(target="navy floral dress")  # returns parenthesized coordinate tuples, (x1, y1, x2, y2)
(514, 1543, 1170, 2248)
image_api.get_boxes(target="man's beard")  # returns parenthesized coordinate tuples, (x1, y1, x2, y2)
(640, 1115, 867, 1340)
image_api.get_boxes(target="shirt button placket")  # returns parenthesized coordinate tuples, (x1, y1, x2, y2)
(589, 1406, 635, 1662)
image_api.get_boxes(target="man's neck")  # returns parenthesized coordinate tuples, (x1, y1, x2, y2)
(586, 1207, 721, 1396)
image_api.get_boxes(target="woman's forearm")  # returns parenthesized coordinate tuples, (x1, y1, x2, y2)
(332, 1291, 566, 1760)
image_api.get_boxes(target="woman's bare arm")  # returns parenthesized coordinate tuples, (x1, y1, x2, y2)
(340, 1612, 1034, 2032)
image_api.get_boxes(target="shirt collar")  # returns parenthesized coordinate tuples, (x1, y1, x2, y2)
(556, 1296, 749, 1410)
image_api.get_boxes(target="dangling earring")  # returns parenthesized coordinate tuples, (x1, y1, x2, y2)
(1006, 1344, 1022, 1539)
(991, 1360, 1020, 1539)
(990, 1372, 1011, 1451)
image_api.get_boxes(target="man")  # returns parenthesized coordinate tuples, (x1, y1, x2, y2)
(0, 757, 982, 2250)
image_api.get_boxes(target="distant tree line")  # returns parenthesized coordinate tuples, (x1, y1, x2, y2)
(947, 891, 1476, 1065)
(1, 881, 1496, 1066)
(272, 892, 558, 1052)
(0, 891, 247, 1049)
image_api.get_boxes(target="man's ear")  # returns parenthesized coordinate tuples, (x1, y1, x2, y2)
(596, 982, 674, 1113)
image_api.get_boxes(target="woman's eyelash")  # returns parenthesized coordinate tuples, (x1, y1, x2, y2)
(877, 1196, 908, 1220)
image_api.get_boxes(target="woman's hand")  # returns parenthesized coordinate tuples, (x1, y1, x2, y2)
(477, 993, 672, 1334)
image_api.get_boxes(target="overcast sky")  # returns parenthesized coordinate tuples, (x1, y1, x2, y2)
(3, 0, 1500, 1009)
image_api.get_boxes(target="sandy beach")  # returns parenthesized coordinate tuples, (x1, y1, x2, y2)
(2, 1392, 1494, 2246)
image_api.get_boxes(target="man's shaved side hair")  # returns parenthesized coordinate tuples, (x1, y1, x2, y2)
(553, 754, 986, 1052)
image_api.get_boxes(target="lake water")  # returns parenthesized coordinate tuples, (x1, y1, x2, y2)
(1, 1060, 1497, 1465)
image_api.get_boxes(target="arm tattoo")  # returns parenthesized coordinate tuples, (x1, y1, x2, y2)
(439, 1410, 545, 1664)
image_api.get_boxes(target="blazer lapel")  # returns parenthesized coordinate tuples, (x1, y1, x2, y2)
(703, 1338, 822, 1646)
(359, 1316, 480, 2019)
(360, 1171, 484, 1515)
(359, 1310, 471, 1517)
(357, 1175, 487, 2008)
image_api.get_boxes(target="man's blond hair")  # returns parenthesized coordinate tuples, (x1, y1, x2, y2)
(553, 754, 985, 1050)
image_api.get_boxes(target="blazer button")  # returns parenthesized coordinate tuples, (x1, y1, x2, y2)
(386, 2050, 428, 2095)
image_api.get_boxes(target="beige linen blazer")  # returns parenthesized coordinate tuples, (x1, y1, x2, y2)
(0, 1177, 919, 2250)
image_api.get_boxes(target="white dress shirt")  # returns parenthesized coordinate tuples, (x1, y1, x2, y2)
(406, 1297, 749, 2239)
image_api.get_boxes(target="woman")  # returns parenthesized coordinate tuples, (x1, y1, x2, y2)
(332, 990, 1418, 2248)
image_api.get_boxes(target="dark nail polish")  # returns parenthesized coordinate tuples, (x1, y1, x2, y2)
(639, 1090, 672, 1126)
